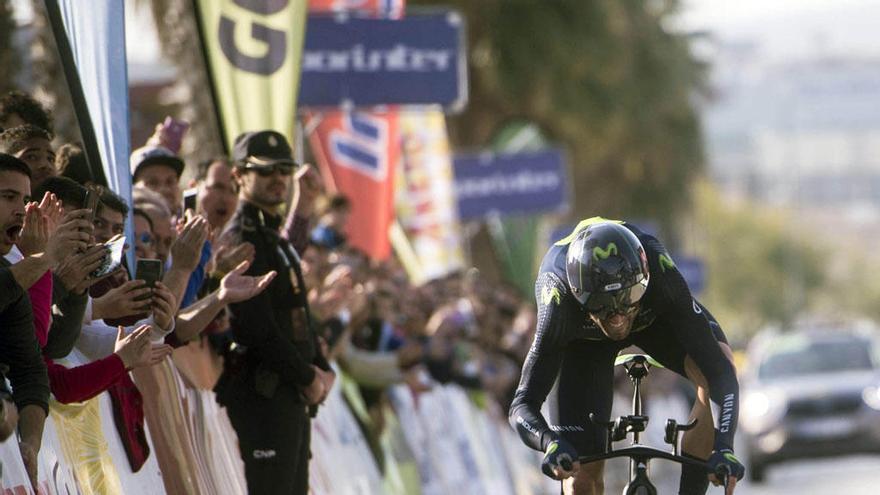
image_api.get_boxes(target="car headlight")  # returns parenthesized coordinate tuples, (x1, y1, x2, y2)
(742, 388, 787, 432)
(862, 386, 880, 410)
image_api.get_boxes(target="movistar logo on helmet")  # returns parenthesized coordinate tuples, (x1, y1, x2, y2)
(592, 243, 618, 261)
(658, 253, 676, 272)
(541, 286, 562, 306)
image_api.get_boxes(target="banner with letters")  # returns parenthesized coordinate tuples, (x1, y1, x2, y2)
(395, 109, 465, 282)
(453, 148, 570, 220)
(299, 12, 466, 110)
(194, 0, 307, 150)
(307, 110, 399, 259)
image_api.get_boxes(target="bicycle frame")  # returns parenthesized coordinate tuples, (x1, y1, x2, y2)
(578, 355, 704, 495)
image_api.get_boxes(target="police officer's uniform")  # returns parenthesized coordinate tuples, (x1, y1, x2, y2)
(214, 130, 329, 494)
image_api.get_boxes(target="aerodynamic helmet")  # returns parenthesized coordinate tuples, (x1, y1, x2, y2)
(565, 222, 650, 317)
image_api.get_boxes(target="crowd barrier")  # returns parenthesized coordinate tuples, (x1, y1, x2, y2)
(0, 342, 555, 495)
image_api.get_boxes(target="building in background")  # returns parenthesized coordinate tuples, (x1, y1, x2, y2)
(704, 46, 880, 220)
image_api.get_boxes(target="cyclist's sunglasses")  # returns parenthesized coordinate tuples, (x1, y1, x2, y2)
(585, 282, 647, 319)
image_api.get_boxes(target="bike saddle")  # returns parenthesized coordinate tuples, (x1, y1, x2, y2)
(614, 353, 664, 368)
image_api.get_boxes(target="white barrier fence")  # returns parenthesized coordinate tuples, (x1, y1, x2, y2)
(1, 360, 553, 495)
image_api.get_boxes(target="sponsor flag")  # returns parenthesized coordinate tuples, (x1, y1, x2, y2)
(307, 110, 399, 259)
(50, 0, 135, 269)
(194, 0, 308, 150)
(395, 108, 464, 282)
(299, 12, 466, 110)
(490, 122, 556, 296)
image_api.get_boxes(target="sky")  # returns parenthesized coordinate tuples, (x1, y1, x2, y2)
(678, 0, 880, 59)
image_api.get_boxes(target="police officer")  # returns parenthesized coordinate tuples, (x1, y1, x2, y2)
(215, 130, 334, 494)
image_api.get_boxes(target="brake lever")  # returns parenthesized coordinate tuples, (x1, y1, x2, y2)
(715, 463, 731, 489)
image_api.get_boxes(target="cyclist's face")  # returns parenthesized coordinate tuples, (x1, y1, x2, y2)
(589, 306, 638, 341)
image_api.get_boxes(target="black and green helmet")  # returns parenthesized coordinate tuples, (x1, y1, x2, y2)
(565, 222, 650, 317)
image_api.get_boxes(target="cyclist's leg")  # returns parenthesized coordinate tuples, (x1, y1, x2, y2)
(563, 461, 605, 495)
(631, 316, 735, 495)
(547, 339, 621, 495)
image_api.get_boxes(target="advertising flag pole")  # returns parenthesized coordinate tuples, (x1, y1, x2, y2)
(42, 0, 108, 186)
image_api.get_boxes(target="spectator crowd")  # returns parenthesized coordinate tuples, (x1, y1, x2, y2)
(0, 90, 541, 493)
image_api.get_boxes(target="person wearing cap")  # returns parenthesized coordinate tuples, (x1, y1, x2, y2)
(215, 130, 334, 494)
(130, 144, 185, 215)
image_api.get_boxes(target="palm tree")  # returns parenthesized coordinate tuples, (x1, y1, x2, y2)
(138, 0, 224, 165)
(26, 0, 79, 143)
(0, 0, 21, 95)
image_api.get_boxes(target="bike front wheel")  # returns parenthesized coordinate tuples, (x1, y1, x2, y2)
(623, 479, 657, 495)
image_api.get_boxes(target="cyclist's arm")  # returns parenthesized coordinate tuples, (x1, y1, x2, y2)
(509, 272, 567, 452)
(651, 242, 739, 451)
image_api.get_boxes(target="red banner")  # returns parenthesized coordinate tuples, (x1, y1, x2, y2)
(307, 110, 400, 259)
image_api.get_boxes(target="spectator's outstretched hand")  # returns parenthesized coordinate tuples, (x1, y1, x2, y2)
(151, 282, 177, 331)
(36, 191, 63, 234)
(294, 164, 323, 213)
(17, 202, 47, 256)
(47, 209, 93, 263)
(218, 259, 276, 304)
(212, 241, 255, 276)
(114, 325, 173, 369)
(170, 215, 209, 273)
(92, 279, 152, 320)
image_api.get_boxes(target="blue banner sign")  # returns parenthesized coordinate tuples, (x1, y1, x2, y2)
(453, 149, 569, 220)
(299, 12, 467, 110)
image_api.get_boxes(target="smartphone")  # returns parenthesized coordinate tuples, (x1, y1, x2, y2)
(84, 188, 100, 225)
(91, 234, 126, 279)
(135, 258, 163, 302)
(183, 187, 197, 212)
(161, 117, 190, 153)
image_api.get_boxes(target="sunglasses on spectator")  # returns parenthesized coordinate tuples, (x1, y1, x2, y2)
(138, 233, 154, 246)
(243, 162, 295, 177)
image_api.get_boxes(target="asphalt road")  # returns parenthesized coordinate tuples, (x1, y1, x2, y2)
(733, 455, 880, 495)
(603, 454, 880, 494)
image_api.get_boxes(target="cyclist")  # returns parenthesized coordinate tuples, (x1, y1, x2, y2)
(509, 218, 744, 495)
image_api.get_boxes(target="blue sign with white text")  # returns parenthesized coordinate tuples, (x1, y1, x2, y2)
(453, 149, 569, 220)
(299, 12, 467, 110)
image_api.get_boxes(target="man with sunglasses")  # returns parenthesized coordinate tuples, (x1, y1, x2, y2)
(509, 218, 744, 495)
(217, 130, 334, 494)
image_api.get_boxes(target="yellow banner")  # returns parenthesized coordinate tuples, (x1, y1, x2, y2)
(51, 398, 124, 495)
(394, 108, 465, 282)
(195, 0, 307, 150)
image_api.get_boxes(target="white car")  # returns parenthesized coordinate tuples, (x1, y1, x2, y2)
(740, 328, 880, 482)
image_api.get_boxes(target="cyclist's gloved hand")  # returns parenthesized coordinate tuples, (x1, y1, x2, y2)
(541, 438, 579, 480)
(707, 449, 744, 485)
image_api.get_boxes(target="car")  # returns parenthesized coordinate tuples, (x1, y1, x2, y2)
(739, 327, 880, 482)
